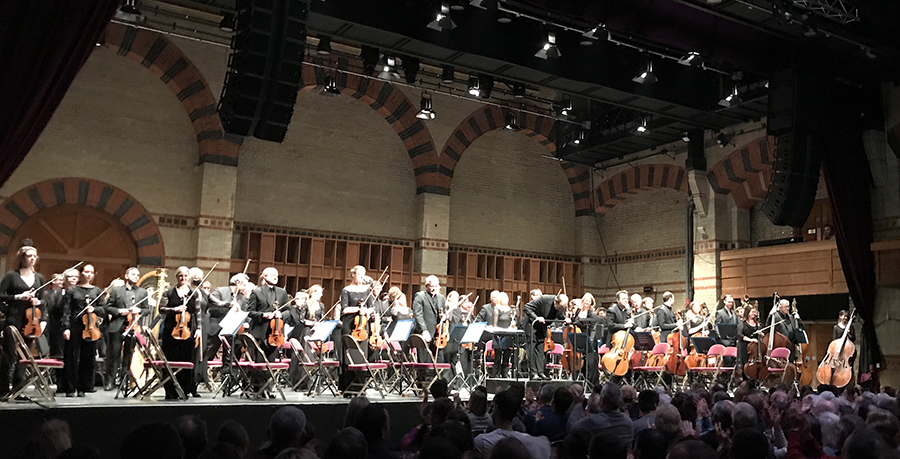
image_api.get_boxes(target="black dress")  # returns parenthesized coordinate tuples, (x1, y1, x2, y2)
(736, 320, 760, 365)
(338, 285, 373, 390)
(0, 270, 46, 394)
(159, 286, 200, 398)
(42, 288, 66, 358)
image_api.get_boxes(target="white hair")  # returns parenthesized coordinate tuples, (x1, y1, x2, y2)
(425, 275, 439, 286)
(819, 412, 841, 450)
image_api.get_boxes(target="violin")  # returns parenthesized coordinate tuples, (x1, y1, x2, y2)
(561, 312, 583, 373)
(81, 296, 102, 342)
(172, 291, 192, 341)
(435, 308, 451, 349)
(268, 300, 286, 347)
(23, 292, 42, 338)
(369, 308, 384, 350)
(351, 309, 368, 341)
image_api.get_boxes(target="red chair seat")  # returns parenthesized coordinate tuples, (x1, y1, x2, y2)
(434, 363, 452, 369)
(546, 364, 562, 369)
(767, 368, 785, 373)
(632, 366, 663, 371)
(349, 363, 388, 371)
(208, 359, 223, 366)
(22, 358, 64, 368)
(151, 360, 195, 369)
(484, 362, 495, 367)
(691, 367, 720, 372)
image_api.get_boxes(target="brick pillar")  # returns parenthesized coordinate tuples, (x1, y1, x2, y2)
(691, 173, 724, 306)
(573, 214, 601, 292)
(414, 192, 450, 284)
(193, 163, 237, 287)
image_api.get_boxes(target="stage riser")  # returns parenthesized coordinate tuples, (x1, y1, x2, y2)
(0, 400, 421, 459)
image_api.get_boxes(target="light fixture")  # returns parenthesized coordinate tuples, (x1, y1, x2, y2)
(316, 36, 331, 55)
(360, 46, 380, 75)
(511, 83, 525, 98)
(581, 26, 603, 45)
(115, 0, 144, 22)
(504, 111, 518, 130)
(219, 12, 235, 32)
(682, 133, 691, 142)
(427, 3, 457, 31)
(450, 0, 466, 11)
(417, 93, 435, 120)
(634, 118, 648, 134)
(469, 0, 486, 9)
(678, 51, 701, 66)
(559, 96, 573, 117)
(718, 86, 742, 107)
(320, 75, 340, 97)
(632, 61, 657, 84)
(95, 42, 102, 47)
(441, 66, 455, 84)
(535, 32, 561, 59)
(715, 132, 734, 148)
(467, 76, 480, 97)
(379, 55, 400, 81)
(402, 56, 420, 84)
(572, 129, 584, 145)
(496, 11, 513, 23)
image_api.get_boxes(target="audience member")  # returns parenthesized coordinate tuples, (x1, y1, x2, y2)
(589, 432, 627, 459)
(174, 415, 208, 459)
(489, 437, 531, 459)
(633, 390, 660, 440)
(322, 427, 367, 459)
(634, 429, 668, 459)
(353, 403, 398, 459)
(569, 383, 633, 446)
(217, 420, 250, 457)
(250, 406, 308, 459)
(531, 387, 572, 443)
(468, 388, 495, 435)
(21, 418, 72, 459)
(474, 389, 551, 459)
(343, 396, 370, 428)
(120, 422, 184, 459)
(419, 436, 462, 459)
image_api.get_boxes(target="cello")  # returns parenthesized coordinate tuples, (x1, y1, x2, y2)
(601, 305, 635, 376)
(664, 311, 688, 377)
(817, 308, 855, 387)
(561, 303, 583, 374)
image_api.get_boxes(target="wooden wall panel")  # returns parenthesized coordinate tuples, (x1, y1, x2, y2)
(720, 240, 847, 297)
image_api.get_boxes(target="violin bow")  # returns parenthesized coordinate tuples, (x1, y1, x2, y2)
(32, 261, 84, 294)
(75, 279, 121, 318)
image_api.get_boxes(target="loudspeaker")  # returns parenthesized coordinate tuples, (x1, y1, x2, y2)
(767, 67, 829, 136)
(760, 130, 822, 227)
(218, 0, 309, 142)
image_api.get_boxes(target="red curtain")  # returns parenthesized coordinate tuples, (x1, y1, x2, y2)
(0, 1, 119, 187)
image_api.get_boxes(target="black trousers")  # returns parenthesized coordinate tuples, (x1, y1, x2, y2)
(161, 336, 195, 398)
(527, 330, 547, 376)
(106, 331, 124, 384)
(64, 336, 98, 392)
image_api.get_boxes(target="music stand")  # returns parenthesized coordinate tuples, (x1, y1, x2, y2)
(716, 323, 737, 342)
(307, 320, 340, 396)
(448, 325, 469, 390)
(564, 330, 592, 382)
(388, 319, 414, 343)
(213, 309, 250, 398)
(491, 328, 526, 381)
(462, 322, 487, 387)
(690, 337, 717, 355)
(631, 331, 656, 352)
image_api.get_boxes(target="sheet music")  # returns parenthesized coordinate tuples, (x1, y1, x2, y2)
(218, 309, 249, 336)
(462, 322, 487, 344)
(309, 320, 340, 342)
(388, 319, 414, 342)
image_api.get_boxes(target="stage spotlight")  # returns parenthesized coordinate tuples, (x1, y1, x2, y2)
(417, 93, 435, 120)
(402, 56, 420, 84)
(559, 96, 572, 117)
(316, 36, 331, 55)
(115, 0, 144, 22)
(580, 26, 603, 45)
(716, 131, 734, 147)
(379, 55, 401, 81)
(682, 133, 691, 142)
(467, 76, 481, 97)
(511, 83, 526, 98)
(470, 0, 487, 9)
(572, 129, 584, 145)
(442, 66, 455, 84)
(632, 62, 657, 84)
(718, 86, 742, 107)
(360, 46, 380, 75)
(505, 111, 518, 130)
(219, 12, 235, 32)
(427, 3, 457, 31)
(678, 51, 701, 66)
(535, 32, 561, 59)
(320, 75, 340, 97)
(634, 118, 648, 133)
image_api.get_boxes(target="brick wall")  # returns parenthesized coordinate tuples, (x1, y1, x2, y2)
(447, 129, 576, 254)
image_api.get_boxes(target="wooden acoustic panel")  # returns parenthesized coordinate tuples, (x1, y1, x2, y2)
(720, 240, 847, 298)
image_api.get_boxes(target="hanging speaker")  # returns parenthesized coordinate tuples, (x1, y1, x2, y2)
(760, 130, 822, 227)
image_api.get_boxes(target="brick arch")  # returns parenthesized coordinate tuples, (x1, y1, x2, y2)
(100, 23, 241, 166)
(0, 178, 165, 266)
(706, 136, 776, 209)
(593, 164, 688, 213)
(300, 59, 440, 195)
(436, 105, 592, 214)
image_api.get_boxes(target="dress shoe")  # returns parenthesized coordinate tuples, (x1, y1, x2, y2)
(65, 392, 75, 398)
(540, 374, 551, 380)
(77, 391, 86, 397)
(104, 382, 114, 391)
(190, 392, 201, 398)
(529, 373, 542, 380)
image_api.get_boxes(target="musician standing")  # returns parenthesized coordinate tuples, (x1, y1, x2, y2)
(207, 273, 248, 380)
(412, 275, 445, 364)
(715, 295, 739, 348)
(246, 267, 290, 362)
(339, 265, 375, 390)
(0, 246, 46, 398)
(104, 267, 148, 391)
(773, 299, 799, 359)
(61, 264, 105, 397)
(654, 292, 678, 342)
(573, 297, 601, 386)
(41, 274, 66, 360)
(523, 293, 567, 380)
(833, 310, 855, 342)
(158, 266, 201, 399)
(606, 291, 634, 346)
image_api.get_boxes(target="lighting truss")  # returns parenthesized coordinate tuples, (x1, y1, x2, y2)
(790, 0, 859, 24)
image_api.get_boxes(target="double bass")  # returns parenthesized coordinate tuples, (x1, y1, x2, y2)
(561, 304, 583, 374)
(817, 308, 855, 387)
(664, 311, 688, 377)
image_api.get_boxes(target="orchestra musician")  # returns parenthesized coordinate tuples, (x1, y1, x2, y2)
(635, 297, 653, 331)
(207, 273, 249, 379)
(684, 301, 712, 338)
(386, 286, 412, 335)
(737, 306, 760, 365)
(476, 291, 516, 378)
(104, 267, 148, 391)
(41, 273, 66, 360)
(412, 275, 445, 364)
(714, 295, 739, 348)
(572, 296, 602, 386)
(606, 291, 634, 346)
(773, 299, 801, 360)
(158, 266, 201, 399)
(523, 293, 567, 380)
(629, 293, 643, 319)
(188, 267, 211, 386)
(246, 267, 290, 361)
(62, 264, 105, 397)
(0, 246, 47, 398)
(833, 309, 855, 342)
(654, 292, 678, 342)
(339, 265, 376, 390)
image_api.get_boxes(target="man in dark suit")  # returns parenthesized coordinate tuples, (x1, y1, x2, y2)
(207, 273, 248, 377)
(606, 290, 634, 345)
(773, 299, 800, 360)
(247, 267, 290, 361)
(523, 293, 567, 380)
(654, 291, 678, 342)
(104, 267, 148, 391)
(714, 294, 739, 347)
(412, 275, 446, 363)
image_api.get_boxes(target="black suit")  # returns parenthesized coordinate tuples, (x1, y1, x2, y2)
(773, 310, 801, 360)
(655, 305, 678, 342)
(606, 304, 631, 344)
(105, 284, 148, 386)
(412, 290, 445, 364)
(523, 295, 564, 376)
(247, 284, 290, 361)
(714, 308, 739, 346)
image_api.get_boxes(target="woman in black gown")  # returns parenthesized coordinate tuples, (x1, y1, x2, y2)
(737, 305, 760, 365)
(0, 246, 46, 397)
(338, 265, 374, 391)
(158, 266, 200, 399)
(62, 264, 104, 397)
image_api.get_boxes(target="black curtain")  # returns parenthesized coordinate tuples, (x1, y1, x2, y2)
(0, 1, 119, 187)
(820, 91, 884, 387)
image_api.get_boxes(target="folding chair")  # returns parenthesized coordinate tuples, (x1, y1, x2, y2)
(631, 342, 669, 389)
(291, 338, 340, 397)
(236, 333, 289, 400)
(141, 331, 194, 400)
(483, 341, 495, 375)
(545, 343, 564, 379)
(408, 334, 452, 392)
(342, 335, 388, 398)
(766, 347, 793, 384)
(716, 346, 737, 386)
(2, 326, 63, 402)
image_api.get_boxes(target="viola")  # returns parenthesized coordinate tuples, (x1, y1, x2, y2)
(23, 294, 42, 338)
(817, 308, 855, 388)
(435, 313, 450, 349)
(81, 296, 102, 342)
(268, 301, 286, 347)
(351, 310, 368, 341)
